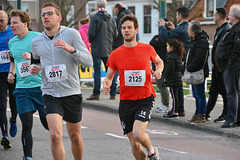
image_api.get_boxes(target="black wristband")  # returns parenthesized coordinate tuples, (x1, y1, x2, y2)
(9, 72, 15, 76)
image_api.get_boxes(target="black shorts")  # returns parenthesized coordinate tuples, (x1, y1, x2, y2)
(43, 94, 82, 123)
(119, 95, 154, 135)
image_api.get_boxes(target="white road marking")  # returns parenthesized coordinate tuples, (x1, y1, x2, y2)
(105, 133, 128, 140)
(105, 132, 188, 155)
(146, 129, 179, 136)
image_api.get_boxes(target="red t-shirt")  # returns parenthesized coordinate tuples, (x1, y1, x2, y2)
(107, 42, 157, 100)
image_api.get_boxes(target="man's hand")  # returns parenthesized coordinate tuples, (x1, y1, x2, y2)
(102, 79, 111, 95)
(151, 69, 162, 80)
(158, 19, 165, 26)
(7, 73, 15, 84)
(21, 52, 31, 60)
(167, 21, 175, 30)
(54, 40, 75, 53)
(29, 64, 42, 75)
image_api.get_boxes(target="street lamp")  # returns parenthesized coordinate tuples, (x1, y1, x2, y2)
(160, 0, 166, 18)
(17, 0, 21, 9)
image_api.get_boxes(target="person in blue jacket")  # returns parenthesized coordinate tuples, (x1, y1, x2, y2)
(158, 7, 190, 118)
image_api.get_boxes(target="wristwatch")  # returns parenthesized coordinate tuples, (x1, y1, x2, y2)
(70, 49, 77, 54)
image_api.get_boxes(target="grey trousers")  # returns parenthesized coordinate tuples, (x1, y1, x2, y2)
(155, 77, 169, 107)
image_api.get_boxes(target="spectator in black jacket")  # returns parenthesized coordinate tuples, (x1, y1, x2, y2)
(149, 35, 170, 113)
(216, 5, 240, 128)
(206, 7, 230, 123)
(87, 0, 118, 100)
(185, 21, 209, 124)
(113, 2, 131, 50)
(162, 38, 185, 119)
(111, 2, 132, 95)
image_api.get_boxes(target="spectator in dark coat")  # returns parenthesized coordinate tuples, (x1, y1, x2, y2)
(150, 35, 170, 113)
(216, 5, 240, 128)
(87, 0, 118, 100)
(185, 21, 209, 124)
(113, 2, 131, 50)
(206, 7, 230, 122)
(162, 38, 185, 119)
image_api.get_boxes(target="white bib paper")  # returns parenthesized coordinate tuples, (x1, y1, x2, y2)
(124, 70, 146, 86)
(0, 51, 10, 64)
(17, 60, 31, 77)
(45, 64, 68, 82)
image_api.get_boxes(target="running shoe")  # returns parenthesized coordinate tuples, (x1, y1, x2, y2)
(147, 146, 160, 160)
(163, 113, 179, 119)
(205, 114, 211, 121)
(214, 115, 226, 123)
(10, 118, 17, 137)
(23, 156, 33, 160)
(1, 136, 12, 149)
(155, 105, 169, 113)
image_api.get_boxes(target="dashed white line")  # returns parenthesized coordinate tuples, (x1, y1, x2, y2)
(105, 133, 128, 140)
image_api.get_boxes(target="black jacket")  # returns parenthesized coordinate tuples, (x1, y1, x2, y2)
(149, 35, 167, 74)
(212, 22, 231, 66)
(113, 8, 131, 50)
(215, 21, 240, 72)
(88, 11, 118, 57)
(186, 31, 209, 77)
(163, 51, 182, 87)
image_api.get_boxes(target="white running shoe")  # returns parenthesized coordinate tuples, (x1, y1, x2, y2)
(155, 105, 169, 113)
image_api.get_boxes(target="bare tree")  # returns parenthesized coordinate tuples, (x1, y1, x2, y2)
(149, 0, 202, 25)
(47, 0, 91, 28)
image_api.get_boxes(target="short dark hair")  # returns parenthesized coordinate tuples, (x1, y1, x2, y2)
(42, 2, 61, 16)
(216, 7, 227, 20)
(115, 3, 123, 10)
(176, 7, 189, 19)
(120, 14, 138, 29)
(9, 10, 31, 28)
(190, 21, 201, 36)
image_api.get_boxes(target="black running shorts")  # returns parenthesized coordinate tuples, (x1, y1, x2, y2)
(43, 94, 82, 123)
(119, 95, 154, 135)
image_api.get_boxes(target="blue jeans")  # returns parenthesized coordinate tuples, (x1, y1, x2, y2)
(192, 79, 207, 115)
(223, 63, 240, 123)
(92, 56, 117, 97)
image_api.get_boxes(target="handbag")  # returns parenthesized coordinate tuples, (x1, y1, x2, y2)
(182, 50, 208, 85)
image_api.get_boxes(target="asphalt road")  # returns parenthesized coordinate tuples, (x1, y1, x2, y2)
(1, 104, 240, 160)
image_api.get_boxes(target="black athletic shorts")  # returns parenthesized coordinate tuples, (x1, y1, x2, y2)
(43, 94, 82, 123)
(119, 95, 154, 135)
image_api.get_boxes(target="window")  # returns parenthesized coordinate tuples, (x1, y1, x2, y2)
(144, 5, 151, 34)
(206, 0, 215, 17)
(128, 6, 135, 15)
(88, 2, 96, 17)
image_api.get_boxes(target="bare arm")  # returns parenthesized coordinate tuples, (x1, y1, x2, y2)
(151, 55, 164, 80)
(7, 62, 16, 84)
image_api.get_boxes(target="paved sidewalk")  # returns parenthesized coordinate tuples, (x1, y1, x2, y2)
(81, 87, 240, 139)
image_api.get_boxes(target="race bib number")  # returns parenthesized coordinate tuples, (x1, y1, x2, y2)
(124, 70, 146, 86)
(17, 60, 31, 77)
(45, 64, 68, 82)
(0, 51, 10, 64)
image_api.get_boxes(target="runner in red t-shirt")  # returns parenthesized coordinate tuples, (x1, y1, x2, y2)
(103, 14, 163, 160)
